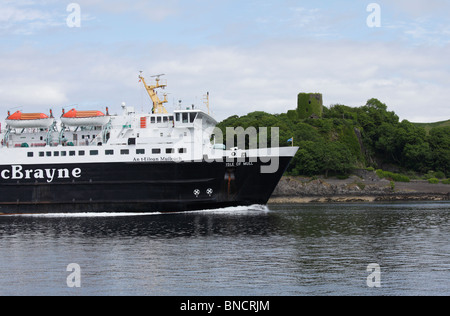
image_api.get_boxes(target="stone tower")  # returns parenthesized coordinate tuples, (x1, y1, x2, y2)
(297, 93, 323, 119)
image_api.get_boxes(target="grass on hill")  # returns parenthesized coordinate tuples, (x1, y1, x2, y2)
(413, 119, 450, 133)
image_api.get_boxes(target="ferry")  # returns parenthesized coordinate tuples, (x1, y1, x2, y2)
(0, 74, 298, 214)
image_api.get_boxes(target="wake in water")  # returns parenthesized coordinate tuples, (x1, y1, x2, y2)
(8, 205, 270, 218)
(185, 204, 270, 215)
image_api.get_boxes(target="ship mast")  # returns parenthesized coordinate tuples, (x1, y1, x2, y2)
(139, 72, 168, 114)
(203, 92, 210, 115)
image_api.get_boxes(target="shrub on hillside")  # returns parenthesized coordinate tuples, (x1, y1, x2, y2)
(376, 169, 410, 182)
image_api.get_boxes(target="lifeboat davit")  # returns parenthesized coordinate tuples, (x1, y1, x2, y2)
(61, 109, 110, 126)
(5, 111, 54, 128)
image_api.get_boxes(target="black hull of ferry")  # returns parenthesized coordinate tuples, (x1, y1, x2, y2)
(0, 157, 292, 215)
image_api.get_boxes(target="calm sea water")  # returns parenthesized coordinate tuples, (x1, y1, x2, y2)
(0, 202, 448, 296)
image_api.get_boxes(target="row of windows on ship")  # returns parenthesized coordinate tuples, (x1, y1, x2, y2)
(26, 147, 188, 158)
(143, 113, 196, 123)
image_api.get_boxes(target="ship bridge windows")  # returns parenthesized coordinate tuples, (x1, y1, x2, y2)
(175, 111, 198, 125)
(184, 113, 196, 123)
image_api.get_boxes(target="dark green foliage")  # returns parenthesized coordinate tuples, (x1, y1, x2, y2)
(287, 140, 354, 177)
(216, 98, 450, 177)
(429, 126, 450, 176)
(286, 110, 298, 121)
(376, 169, 410, 182)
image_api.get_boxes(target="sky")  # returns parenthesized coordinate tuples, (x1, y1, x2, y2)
(0, 0, 449, 123)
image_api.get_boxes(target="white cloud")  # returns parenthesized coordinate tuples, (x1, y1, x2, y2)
(1, 1, 449, 124)
(377, 0, 450, 46)
(382, 0, 450, 18)
(385, 17, 450, 46)
(1, 39, 449, 123)
(76, 0, 180, 21)
(0, 83, 67, 110)
(146, 40, 450, 122)
(0, 1, 65, 35)
(289, 7, 322, 28)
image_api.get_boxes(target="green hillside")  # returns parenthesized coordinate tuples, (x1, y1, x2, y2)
(217, 98, 450, 178)
(413, 120, 450, 133)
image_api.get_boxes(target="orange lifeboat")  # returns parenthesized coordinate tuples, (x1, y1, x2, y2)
(61, 108, 110, 126)
(6, 111, 54, 128)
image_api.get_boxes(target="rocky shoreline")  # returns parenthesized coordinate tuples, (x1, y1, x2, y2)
(269, 171, 450, 204)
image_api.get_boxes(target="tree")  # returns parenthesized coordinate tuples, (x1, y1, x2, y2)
(324, 104, 358, 120)
(429, 126, 450, 175)
(403, 142, 433, 173)
(288, 140, 354, 177)
(288, 141, 323, 176)
(429, 126, 450, 150)
(322, 142, 354, 177)
(216, 98, 448, 177)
